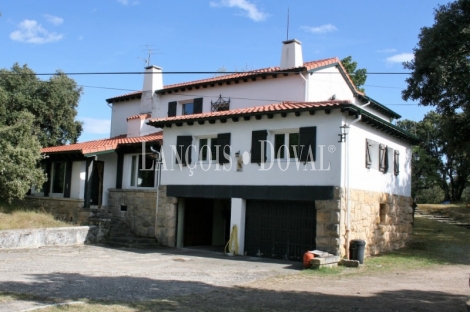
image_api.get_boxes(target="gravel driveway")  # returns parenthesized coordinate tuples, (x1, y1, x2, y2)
(0, 245, 301, 311)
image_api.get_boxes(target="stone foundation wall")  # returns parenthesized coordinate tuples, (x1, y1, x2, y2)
(315, 188, 413, 258)
(21, 196, 89, 224)
(107, 187, 178, 245)
(342, 189, 413, 257)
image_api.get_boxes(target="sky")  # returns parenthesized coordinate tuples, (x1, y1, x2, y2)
(0, 0, 451, 142)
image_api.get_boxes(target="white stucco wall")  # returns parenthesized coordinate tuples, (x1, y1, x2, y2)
(343, 116, 412, 197)
(152, 75, 306, 119)
(309, 66, 355, 103)
(160, 111, 344, 187)
(97, 153, 118, 207)
(110, 99, 141, 137)
(70, 161, 85, 199)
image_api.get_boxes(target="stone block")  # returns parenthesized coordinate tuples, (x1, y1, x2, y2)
(332, 212, 340, 223)
(310, 255, 340, 266)
(317, 211, 331, 223)
(340, 259, 360, 267)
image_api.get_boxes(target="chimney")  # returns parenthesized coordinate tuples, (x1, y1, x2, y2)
(140, 65, 163, 113)
(280, 39, 303, 69)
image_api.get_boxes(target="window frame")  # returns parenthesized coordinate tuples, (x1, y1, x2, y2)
(50, 162, 66, 196)
(198, 136, 218, 162)
(128, 154, 157, 189)
(272, 131, 300, 160)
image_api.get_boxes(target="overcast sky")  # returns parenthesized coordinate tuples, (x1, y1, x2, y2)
(0, 0, 450, 142)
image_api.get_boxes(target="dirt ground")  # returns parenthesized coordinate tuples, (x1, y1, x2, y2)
(0, 246, 468, 311)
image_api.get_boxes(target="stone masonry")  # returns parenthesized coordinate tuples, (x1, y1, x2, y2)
(107, 186, 178, 246)
(22, 196, 89, 224)
(315, 187, 413, 258)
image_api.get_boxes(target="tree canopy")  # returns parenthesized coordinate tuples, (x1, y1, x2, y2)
(341, 56, 367, 92)
(0, 112, 45, 202)
(398, 112, 470, 202)
(0, 63, 83, 147)
(402, 0, 470, 115)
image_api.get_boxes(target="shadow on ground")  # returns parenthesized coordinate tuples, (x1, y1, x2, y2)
(0, 272, 467, 312)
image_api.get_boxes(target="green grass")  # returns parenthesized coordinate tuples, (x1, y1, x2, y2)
(418, 203, 470, 223)
(304, 216, 470, 276)
(0, 200, 71, 230)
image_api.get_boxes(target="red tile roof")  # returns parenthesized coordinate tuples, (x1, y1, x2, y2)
(148, 100, 350, 125)
(106, 57, 362, 102)
(42, 132, 163, 155)
(127, 113, 151, 121)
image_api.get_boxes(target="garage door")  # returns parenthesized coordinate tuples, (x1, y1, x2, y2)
(245, 200, 316, 261)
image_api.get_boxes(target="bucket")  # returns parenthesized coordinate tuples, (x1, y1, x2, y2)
(303, 251, 315, 268)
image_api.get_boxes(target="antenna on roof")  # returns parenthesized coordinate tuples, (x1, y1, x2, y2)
(138, 45, 161, 67)
(286, 7, 290, 40)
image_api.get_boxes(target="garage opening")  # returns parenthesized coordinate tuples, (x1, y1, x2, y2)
(178, 198, 231, 252)
(245, 200, 316, 261)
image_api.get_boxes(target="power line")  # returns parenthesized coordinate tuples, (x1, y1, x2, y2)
(0, 71, 413, 76)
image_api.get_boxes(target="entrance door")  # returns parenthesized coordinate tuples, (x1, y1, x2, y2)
(245, 200, 316, 261)
(90, 161, 104, 207)
(183, 198, 214, 246)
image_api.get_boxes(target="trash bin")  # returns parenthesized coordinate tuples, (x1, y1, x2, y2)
(349, 239, 366, 264)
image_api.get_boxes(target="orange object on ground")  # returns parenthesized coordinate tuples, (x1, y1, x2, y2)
(303, 251, 315, 268)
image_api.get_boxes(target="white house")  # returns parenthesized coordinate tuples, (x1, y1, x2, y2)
(30, 39, 418, 260)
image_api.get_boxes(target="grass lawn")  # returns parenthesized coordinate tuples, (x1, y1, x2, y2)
(0, 201, 71, 230)
(418, 203, 470, 224)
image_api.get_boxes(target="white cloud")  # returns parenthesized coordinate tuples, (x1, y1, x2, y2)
(77, 35, 84, 41)
(10, 20, 63, 44)
(386, 53, 414, 63)
(81, 118, 111, 135)
(210, 0, 268, 22)
(43, 14, 64, 25)
(117, 0, 139, 5)
(300, 24, 337, 34)
(377, 48, 397, 53)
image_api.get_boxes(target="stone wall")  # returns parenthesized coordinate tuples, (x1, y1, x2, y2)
(107, 187, 178, 246)
(344, 189, 413, 256)
(22, 196, 89, 224)
(315, 187, 413, 258)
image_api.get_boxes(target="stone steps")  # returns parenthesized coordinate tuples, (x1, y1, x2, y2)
(101, 217, 161, 249)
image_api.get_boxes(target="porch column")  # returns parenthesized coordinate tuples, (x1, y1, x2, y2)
(230, 198, 246, 256)
(83, 157, 94, 208)
(115, 152, 124, 189)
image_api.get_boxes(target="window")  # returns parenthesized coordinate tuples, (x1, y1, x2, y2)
(274, 133, 299, 159)
(394, 150, 400, 176)
(182, 98, 203, 116)
(199, 138, 218, 161)
(183, 102, 194, 115)
(130, 155, 156, 187)
(51, 162, 66, 193)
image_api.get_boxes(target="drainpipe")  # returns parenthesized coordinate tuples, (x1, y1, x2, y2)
(151, 147, 162, 242)
(345, 101, 370, 260)
(297, 72, 309, 101)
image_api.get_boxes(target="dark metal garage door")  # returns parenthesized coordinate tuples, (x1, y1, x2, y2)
(245, 200, 316, 261)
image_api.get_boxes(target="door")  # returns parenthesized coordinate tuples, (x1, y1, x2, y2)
(90, 161, 104, 207)
(245, 200, 316, 261)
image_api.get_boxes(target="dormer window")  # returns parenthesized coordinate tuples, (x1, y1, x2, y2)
(183, 102, 194, 115)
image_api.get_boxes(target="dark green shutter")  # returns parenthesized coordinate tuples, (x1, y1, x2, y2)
(44, 162, 52, 197)
(379, 144, 387, 173)
(63, 161, 73, 198)
(394, 150, 400, 176)
(193, 98, 203, 114)
(115, 152, 124, 189)
(217, 133, 231, 164)
(251, 130, 268, 163)
(176, 135, 193, 165)
(299, 127, 316, 162)
(365, 139, 372, 169)
(168, 101, 177, 117)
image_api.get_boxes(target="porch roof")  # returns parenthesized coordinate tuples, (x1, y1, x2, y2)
(41, 131, 163, 156)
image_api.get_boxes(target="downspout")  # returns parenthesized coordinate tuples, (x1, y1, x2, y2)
(345, 101, 370, 259)
(150, 146, 162, 243)
(298, 71, 309, 101)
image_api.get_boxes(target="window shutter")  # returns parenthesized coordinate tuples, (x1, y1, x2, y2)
(394, 150, 400, 176)
(217, 133, 231, 164)
(63, 161, 73, 198)
(386, 147, 393, 174)
(251, 130, 268, 163)
(176, 136, 193, 165)
(168, 101, 177, 117)
(44, 162, 52, 197)
(365, 139, 372, 169)
(299, 127, 317, 162)
(193, 98, 203, 114)
(379, 144, 387, 173)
